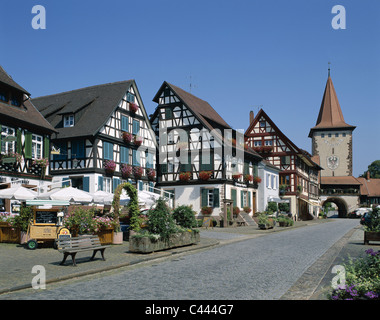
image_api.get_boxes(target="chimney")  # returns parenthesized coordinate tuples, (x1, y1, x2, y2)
(250, 111, 254, 124)
(367, 171, 370, 180)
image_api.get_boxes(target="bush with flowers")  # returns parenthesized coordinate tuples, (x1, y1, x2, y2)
(33, 157, 49, 168)
(104, 160, 116, 175)
(133, 166, 144, 179)
(328, 248, 380, 300)
(122, 132, 133, 144)
(121, 163, 132, 179)
(146, 168, 156, 181)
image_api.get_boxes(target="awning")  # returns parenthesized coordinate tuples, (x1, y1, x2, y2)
(268, 196, 289, 203)
(300, 198, 321, 207)
(26, 200, 70, 206)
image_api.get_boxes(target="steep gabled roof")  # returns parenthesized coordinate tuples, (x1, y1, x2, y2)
(0, 65, 30, 95)
(309, 76, 355, 137)
(0, 66, 55, 133)
(32, 80, 134, 139)
(356, 177, 380, 197)
(153, 81, 261, 160)
(153, 82, 231, 129)
(246, 109, 321, 169)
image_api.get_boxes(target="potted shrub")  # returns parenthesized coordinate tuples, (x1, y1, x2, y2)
(129, 102, 139, 113)
(121, 163, 132, 179)
(363, 206, 380, 245)
(199, 170, 212, 181)
(258, 213, 274, 230)
(243, 206, 252, 214)
(133, 166, 144, 180)
(122, 132, 133, 144)
(201, 206, 213, 215)
(233, 206, 240, 217)
(146, 168, 156, 181)
(179, 172, 191, 182)
(104, 160, 116, 175)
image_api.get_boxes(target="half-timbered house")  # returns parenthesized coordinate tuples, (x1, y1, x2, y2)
(150, 82, 263, 217)
(245, 109, 322, 219)
(0, 66, 56, 213)
(32, 80, 157, 194)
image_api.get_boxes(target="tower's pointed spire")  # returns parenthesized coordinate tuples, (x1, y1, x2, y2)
(309, 73, 355, 136)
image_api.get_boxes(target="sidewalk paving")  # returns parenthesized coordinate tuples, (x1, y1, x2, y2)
(0, 218, 374, 299)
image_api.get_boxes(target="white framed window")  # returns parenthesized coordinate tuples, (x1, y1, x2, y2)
(104, 177, 112, 193)
(32, 134, 43, 159)
(254, 140, 262, 147)
(207, 190, 214, 207)
(264, 140, 273, 146)
(64, 115, 74, 127)
(1, 126, 16, 154)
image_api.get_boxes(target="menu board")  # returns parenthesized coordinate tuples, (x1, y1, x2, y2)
(34, 210, 58, 224)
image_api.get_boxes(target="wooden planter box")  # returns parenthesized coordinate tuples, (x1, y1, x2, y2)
(96, 228, 114, 245)
(0, 222, 20, 243)
(129, 231, 200, 253)
(364, 231, 380, 245)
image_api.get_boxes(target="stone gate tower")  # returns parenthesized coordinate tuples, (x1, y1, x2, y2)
(308, 72, 356, 177)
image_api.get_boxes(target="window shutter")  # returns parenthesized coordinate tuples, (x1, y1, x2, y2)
(213, 188, 219, 208)
(248, 191, 251, 208)
(241, 190, 244, 208)
(25, 132, 32, 159)
(201, 189, 208, 207)
(0, 124, 2, 153)
(132, 120, 140, 135)
(138, 181, 143, 191)
(113, 178, 120, 192)
(231, 189, 237, 208)
(83, 176, 90, 192)
(98, 176, 104, 191)
(120, 146, 128, 164)
(44, 136, 50, 159)
(161, 163, 167, 174)
(16, 129, 22, 154)
(121, 115, 129, 132)
(103, 142, 113, 160)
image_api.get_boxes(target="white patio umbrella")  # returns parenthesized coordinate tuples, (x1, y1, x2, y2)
(91, 190, 114, 204)
(0, 186, 37, 200)
(138, 190, 160, 208)
(38, 186, 93, 203)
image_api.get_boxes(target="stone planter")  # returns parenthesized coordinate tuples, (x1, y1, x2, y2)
(364, 231, 380, 245)
(129, 231, 200, 253)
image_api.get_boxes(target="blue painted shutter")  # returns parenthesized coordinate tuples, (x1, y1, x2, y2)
(98, 176, 103, 191)
(113, 178, 120, 192)
(201, 189, 208, 207)
(132, 120, 140, 135)
(120, 146, 128, 164)
(138, 181, 143, 191)
(83, 176, 90, 192)
(104, 142, 113, 160)
(121, 115, 129, 132)
(213, 188, 219, 208)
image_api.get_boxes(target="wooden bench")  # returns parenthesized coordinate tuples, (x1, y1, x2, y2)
(55, 235, 110, 266)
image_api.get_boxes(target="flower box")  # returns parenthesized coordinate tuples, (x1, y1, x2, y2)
(201, 206, 213, 215)
(179, 172, 191, 182)
(122, 132, 133, 144)
(0, 222, 20, 243)
(104, 160, 116, 176)
(129, 102, 139, 113)
(121, 164, 132, 179)
(199, 170, 212, 181)
(146, 168, 156, 181)
(232, 173, 242, 180)
(134, 135, 143, 146)
(133, 166, 144, 179)
(364, 231, 380, 245)
(96, 228, 114, 245)
(129, 231, 200, 253)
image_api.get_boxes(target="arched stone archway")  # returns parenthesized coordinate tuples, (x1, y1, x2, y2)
(321, 197, 348, 218)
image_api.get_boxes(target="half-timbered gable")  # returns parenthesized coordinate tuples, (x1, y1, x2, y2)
(245, 109, 322, 219)
(0, 66, 56, 213)
(33, 80, 157, 194)
(151, 82, 262, 217)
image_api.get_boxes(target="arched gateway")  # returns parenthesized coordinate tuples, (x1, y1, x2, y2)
(321, 197, 349, 218)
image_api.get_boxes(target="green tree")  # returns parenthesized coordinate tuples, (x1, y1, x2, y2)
(361, 160, 380, 179)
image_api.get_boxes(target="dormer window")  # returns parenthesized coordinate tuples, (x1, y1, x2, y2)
(10, 97, 20, 107)
(0, 90, 7, 102)
(64, 115, 74, 127)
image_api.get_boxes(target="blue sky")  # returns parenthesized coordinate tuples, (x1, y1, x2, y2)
(1, 0, 379, 177)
